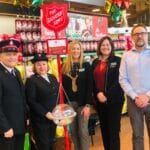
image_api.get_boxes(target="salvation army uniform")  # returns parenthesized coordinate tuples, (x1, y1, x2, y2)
(25, 53, 59, 150)
(0, 37, 27, 150)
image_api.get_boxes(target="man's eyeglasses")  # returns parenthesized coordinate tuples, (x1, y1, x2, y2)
(132, 32, 147, 37)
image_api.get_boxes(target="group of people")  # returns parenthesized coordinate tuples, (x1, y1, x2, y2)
(0, 23, 149, 150)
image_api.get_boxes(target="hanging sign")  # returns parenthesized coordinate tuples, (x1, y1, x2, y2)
(41, 3, 69, 32)
(47, 38, 68, 55)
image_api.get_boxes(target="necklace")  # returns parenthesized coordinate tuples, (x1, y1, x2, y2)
(67, 74, 78, 92)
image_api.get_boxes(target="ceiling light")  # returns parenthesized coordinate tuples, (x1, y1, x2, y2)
(92, 8, 100, 12)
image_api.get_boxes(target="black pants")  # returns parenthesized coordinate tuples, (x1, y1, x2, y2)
(32, 121, 56, 150)
(0, 134, 25, 150)
(96, 102, 123, 150)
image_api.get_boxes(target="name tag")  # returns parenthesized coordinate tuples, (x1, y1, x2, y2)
(110, 62, 117, 68)
(79, 68, 85, 72)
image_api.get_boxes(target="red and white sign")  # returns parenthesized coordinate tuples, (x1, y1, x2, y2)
(41, 12, 108, 41)
(41, 3, 69, 32)
(47, 38, 68, 55)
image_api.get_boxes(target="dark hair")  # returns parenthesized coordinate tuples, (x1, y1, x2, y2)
(131, 23, 148, 35)
(97, 36, 114, 57)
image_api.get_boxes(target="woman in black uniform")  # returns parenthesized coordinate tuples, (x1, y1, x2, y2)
(25, 53, 59, 150)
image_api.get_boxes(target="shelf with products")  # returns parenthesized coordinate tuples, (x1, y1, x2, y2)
(67, 40, 99, 52)
(15, 16, 48, 57)
(110, 33, 127, 51)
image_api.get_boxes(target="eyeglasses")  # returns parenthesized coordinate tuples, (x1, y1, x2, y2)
(132, 32, 147, 37)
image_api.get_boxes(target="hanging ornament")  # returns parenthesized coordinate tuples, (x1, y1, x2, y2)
(32, 0, 43, 6)
(112, 11, 122, 22)
(113, 0, 131, 9)
(124, 0, 131, 9)
(20, 0, 32, 7)
(26, 0, 32, 7)
(111, 4, 122, 22)
(120, 9, 128, 27)
(13, 0, 19, 6)
(105, 0, 113, 13)
(114, 0, 122, 8)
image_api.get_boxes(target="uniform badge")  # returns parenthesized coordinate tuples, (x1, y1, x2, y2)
(110, 62, 117, 68)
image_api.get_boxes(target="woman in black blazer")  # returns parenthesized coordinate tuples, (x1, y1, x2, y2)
(92, 36, 124, 150)
(62, 40, 92, 150)
(25, 53, 59, 150)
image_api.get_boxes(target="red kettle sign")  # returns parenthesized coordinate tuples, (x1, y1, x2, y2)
(41, 3, 69, 32)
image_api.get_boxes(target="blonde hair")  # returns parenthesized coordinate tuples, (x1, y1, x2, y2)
(62, 40, 83, 75)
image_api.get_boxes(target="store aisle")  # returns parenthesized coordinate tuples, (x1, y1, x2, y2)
(90, 115, 149, 150)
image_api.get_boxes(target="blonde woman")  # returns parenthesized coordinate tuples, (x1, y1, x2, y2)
(62, 40, 92, 150)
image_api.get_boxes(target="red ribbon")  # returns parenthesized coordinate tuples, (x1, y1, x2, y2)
(64, 126, 70, 150)
(0, 34, 21, 41)
(55, 31, 71, 150)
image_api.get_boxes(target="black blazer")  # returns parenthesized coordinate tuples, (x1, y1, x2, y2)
(92, 56, 124, 104)
(25, 73, 59, 123)
(62, 62, 92, 106)
(0, 64, 26, 135)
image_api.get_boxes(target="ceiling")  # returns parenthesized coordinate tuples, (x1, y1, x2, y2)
(44, 0, 150, 27)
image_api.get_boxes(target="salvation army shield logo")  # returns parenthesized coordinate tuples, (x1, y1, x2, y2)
(41, 3, 69, 32)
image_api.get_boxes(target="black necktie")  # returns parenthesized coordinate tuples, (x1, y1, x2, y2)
(11, 69, 16, 77)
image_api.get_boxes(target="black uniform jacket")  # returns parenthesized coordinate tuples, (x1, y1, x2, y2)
(62, 62, 92, 106)
(92, 56, 124, 104)
(25, 73, 59, 123)
(0, 64, 26, 135)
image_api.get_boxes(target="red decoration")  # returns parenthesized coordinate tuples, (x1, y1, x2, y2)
(41, 3, 69, 32)
(0, 34, 21, 42)
(18, 55, 23, 62)
(124, 0, 131, 9)
(113, 0, 131, 9)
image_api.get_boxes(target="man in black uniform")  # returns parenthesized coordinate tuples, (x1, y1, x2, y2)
(0, 36, 27, 150)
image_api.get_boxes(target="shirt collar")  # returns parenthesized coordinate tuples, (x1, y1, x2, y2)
(132, 45, 150, 52)
(0, 62, 14, 73)
(40, 74, 50, 83)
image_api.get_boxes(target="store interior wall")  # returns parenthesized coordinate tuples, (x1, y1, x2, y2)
(0, 15, 16, 34)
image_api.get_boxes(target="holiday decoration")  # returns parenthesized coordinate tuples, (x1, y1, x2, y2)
(105, 0, 132, 23)
(105, 0, 112, 13)
(120, 9, 128, 27)
(0, 34, 21, 41)
(113, 0, 131, 9)
(13, 0, 32, 7)
(110, 4, 122, 22)
(32, 0, 43, 6)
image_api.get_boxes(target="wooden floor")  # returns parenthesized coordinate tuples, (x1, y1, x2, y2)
(90, 115, 149, 150)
